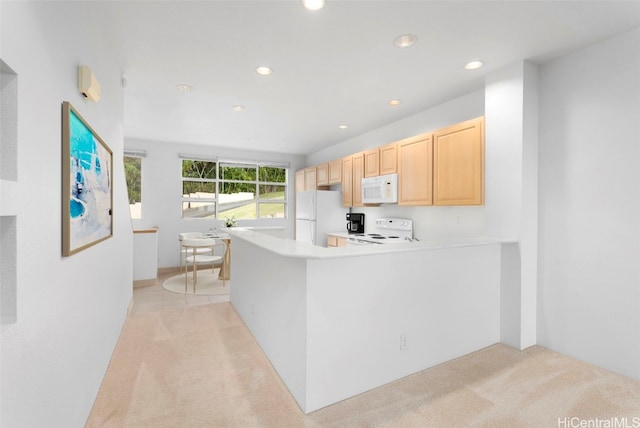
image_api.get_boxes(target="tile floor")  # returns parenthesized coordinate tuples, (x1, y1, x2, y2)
(130, 269, 230, 315)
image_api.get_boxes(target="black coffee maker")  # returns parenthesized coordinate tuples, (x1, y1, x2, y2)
(346, 213, 365, 234)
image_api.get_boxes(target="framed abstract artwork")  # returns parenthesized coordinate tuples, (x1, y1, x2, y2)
(61, 101, 113, 256)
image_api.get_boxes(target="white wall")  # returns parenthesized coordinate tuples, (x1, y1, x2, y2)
(485, 63, 524, 348)
(1, 3, 133, 427)
(229, 237, 309, 411)
(484, 60, 539, 350)
(484, 64, 525, 239)
(305, 244, 501, 412)
(125, 137, 305, 268)
(230, 232, 501, 414)
(307, 89, 487, 240)
(538, 28, 640, 380)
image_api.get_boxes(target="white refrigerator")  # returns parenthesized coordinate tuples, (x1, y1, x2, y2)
(295, 190, 346, 246)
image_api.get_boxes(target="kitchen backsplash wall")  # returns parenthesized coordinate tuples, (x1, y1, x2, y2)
(355, 205, 486, 241)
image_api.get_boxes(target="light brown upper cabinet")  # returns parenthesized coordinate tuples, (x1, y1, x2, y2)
(363, 148, 380, 177)
(352, 152, 364, 207)
(379, 142, 397, 175)
(304, 167, 317, 191)
(294, 169, 305, 192)
(333, 116, 484, 207)
(316, 163, 329, 186)
(342, 153, 364, 207)
(398, 133, 433, 206)
(364, 143, 396, 177)
(351, 152, 364, 207)
(342, 156, 353, 207)
(433, 117, 484, 206)
(328, 159, 342, 184)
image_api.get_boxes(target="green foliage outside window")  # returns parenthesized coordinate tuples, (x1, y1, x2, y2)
(182, 160, 217, 194)
(124, 156, 141, 204)
(181, 159, 287, 219)
(182, 160, 216, 179)
(124, 156, 142, 219)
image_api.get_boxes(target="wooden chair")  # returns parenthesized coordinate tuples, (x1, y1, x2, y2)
(178, 232, 212, 274)
(181, 237, 224, 292)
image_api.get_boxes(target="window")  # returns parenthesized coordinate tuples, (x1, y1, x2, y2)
(257, 166, 286, 218)
(182, 160, 217, 219)
(181, 158, 287, 220)
(124, 155, 142, 219)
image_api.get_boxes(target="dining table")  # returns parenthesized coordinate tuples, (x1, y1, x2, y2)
(204, 231, 230, 281)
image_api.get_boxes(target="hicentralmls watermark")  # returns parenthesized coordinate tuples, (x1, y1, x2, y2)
(557, 417, 640, 428)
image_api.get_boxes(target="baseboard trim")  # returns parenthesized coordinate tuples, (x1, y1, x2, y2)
(133, 278, 157, 288)
(127, 297, 134, 315)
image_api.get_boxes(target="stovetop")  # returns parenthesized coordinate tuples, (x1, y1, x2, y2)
(351, 233, 409, 244)
(354, 233, 401, 239)
(350, 218, 414, 244)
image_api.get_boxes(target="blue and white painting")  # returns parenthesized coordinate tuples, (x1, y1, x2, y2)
(66, 106, 112, 254)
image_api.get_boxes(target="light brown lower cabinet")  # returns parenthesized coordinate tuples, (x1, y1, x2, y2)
(327, 235, 347, 247)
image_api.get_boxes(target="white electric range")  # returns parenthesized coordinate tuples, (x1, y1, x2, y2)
(346, 217, 415, 246)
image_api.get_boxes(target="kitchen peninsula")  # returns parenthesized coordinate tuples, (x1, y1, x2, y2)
(227, 228, 513, 413)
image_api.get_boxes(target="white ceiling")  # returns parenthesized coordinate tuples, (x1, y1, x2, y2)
(105, 1, 640, 155)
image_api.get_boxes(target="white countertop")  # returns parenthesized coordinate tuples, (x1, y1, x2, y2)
(227, 227, 515, 259)
(236, 226, 286, 231)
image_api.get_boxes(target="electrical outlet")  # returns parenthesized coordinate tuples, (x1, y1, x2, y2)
(400, 334, 408, 351)
(455, 215, 462, 224)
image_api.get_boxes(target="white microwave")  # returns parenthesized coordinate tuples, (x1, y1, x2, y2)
(361, 173, 398, 204)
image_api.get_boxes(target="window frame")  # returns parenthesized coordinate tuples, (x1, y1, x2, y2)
(123, 152, 144, 220)
(180, 157, 288, 220)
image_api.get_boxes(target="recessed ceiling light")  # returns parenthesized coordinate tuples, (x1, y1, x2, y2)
(338, 124, 349, 129)
(176, 84, 194, 92)
(464, 60, 484, 70)
(394, 34, 417, 48)
(302, 0, 325, 10)
(389, 99, 401, 106)
(256, 66, 273, 76)
(232, 105, 245, 112)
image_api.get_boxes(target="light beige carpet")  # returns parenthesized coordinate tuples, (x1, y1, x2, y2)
(162, 271, 229, 296)
(86, 303, 640, 427)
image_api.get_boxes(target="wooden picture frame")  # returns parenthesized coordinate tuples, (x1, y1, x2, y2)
(61, 101, 113, 256)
